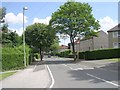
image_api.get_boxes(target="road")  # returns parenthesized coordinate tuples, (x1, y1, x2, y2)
(44, 56, 119, 88)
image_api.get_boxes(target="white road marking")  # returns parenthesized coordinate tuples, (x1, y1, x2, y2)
(78, 63, 118, 73)
(87, 73, 120, 87)
(46, 65, 55, 88)
(62, 64, 73, 70)
(63, 64, 94, 71)
(73, 68, 83, 70)
(78, 64, 89, 68)
(62, 64, 67, 67)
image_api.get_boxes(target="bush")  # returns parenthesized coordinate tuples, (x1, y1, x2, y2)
(34, 53, 40, 59)
(58, 50, 71, 57)
(79, 48, 120, 60)
(2, 46, 31, 71)
(2, 53, 24, 71)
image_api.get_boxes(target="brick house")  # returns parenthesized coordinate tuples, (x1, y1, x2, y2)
(107, 24, 120, 48)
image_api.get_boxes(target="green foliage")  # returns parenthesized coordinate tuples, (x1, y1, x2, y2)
(34, 53, 40, 59)
(25, 23, 56, 49)
(25, 23, 56, 61)
(57, 50, 71, 57)
(50, 1, 100, 60)
(2, 24, 22, 47)
(2, 46, 31, 71)
(50, 36, 60, 53)
(0, 71, 16, 80)
(79, 48, 120, 60)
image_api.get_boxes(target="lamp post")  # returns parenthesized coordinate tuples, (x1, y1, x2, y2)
(23, 7, 28, 67)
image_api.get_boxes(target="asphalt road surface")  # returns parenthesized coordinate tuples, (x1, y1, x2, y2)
(44, 56, 119, 88)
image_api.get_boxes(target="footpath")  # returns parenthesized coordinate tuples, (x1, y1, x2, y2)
(0, 60, 51, 88)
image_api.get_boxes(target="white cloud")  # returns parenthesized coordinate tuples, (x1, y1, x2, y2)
(9, 27, 23, 36)
(33, 16, 51, 25)
(99, 16, 118, 33)
(5, 13, 28, 24)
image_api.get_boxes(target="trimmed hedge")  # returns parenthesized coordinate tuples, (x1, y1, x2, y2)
(2, 53, 24, 71)
(79, 48, 120, 60)
(2, 46, 31, 71)
(58, 50, 71, 57)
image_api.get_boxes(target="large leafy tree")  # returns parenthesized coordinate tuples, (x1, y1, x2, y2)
(50, 1, 100, 61)
(25, 23, 56, 61)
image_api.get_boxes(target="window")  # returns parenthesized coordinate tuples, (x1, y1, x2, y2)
(119, 42, 120, 47)
(118, 31, 120, 38)
(113, 32, 118, 38)
(113, 42, 118, 48)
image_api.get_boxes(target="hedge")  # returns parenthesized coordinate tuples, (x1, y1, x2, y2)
(2, 53, 24, 71)
(2, 46, 31, 71)
(79, 48, 120, 60)
(58, 50, 71, 57)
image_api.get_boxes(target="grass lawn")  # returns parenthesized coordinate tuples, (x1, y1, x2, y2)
(103, 58, 120, 62)
(0, 71, 16, 81)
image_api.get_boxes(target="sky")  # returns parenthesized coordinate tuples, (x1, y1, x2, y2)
(1, 0, 119, 46)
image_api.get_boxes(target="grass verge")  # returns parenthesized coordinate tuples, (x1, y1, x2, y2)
(103, 58, 120, 62)
(0, 71, 16, 81)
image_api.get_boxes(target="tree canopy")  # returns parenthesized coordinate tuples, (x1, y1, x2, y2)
(25, 23, 56, 61)
(50, 1, 100, 60)
(1, 24, 22, 47)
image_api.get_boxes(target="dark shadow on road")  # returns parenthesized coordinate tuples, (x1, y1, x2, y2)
(99, 62, 119, 72)
(99, 62, 120, 85)
(27, 61, 45, 72)
(67, 62, 119, 85)
(44, 60, 74, 65)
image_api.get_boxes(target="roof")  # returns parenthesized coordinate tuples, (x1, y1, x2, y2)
(60, 45, 68, 49)
(107, 24, 120, 32)
(74, 39, 80, 44)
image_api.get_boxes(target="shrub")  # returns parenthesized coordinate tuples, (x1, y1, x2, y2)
(79, 48, 120, 60)
(2, 46, 31, 71)
(2, 53, 24, 71)
(34, 53, 40, 59)
(58, 50, 71, 57)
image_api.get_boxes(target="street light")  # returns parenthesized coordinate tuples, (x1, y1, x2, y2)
(23, 7, 28, 67)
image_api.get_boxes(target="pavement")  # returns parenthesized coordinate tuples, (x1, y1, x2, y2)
(0, 60, 51, 88)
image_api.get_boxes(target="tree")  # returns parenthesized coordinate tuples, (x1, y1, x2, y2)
(49, 36, 60, 55)
(0, 7, 6, 23)
(1, 24, 22, 47)
(50, 1, 100, 61)
(25, 23, 56, 61)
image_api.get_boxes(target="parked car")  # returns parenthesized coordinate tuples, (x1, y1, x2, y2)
(48, 55, 51, 58)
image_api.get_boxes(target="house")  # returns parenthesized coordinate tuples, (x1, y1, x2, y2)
(58, 45, 69, 52)
(70, 30, 108, 52)
(107, 24, 120, 48)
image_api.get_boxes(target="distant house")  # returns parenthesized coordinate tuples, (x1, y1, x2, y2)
(70, 30, 108, 52)
(58, 45, 69, 52)
(107, 24, 120, 48)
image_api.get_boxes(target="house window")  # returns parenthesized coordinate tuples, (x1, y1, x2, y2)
(119, 42, 120, 47)
(113, 32, 118, 38)
(113, 42, 118, 48)
(118, 31, 120, 38)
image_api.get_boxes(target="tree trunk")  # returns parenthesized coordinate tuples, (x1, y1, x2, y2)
(70, 36, 76, 61)
(39, 48, 43, 61)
